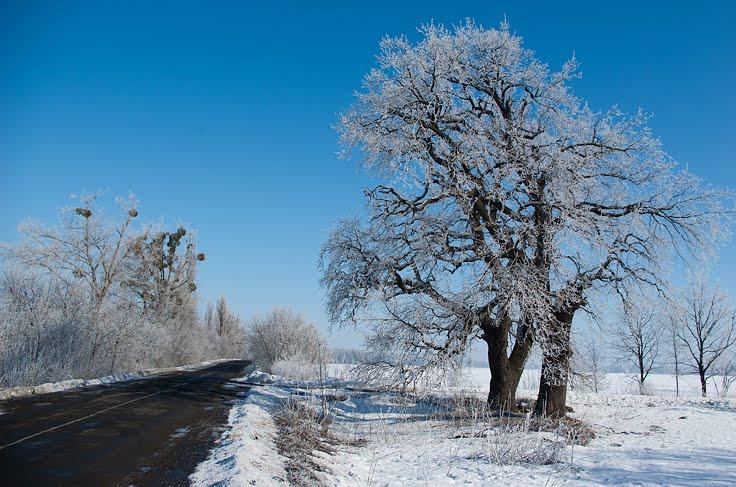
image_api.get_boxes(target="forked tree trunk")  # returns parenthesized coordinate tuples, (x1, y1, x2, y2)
(484, 313, 533, 411)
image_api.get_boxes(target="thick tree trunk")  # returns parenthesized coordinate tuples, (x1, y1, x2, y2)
(486, 325, 510, 406)
(534, 310, 574, 418)
(484, 314, 512, 409)
(534, 348, 570, 417)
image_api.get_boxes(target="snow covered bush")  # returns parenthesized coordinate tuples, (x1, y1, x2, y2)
(471, 417, 565, 466)
(245, 308, 329, 379)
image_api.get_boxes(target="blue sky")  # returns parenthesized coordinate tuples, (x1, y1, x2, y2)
(1, 1, 735, 348)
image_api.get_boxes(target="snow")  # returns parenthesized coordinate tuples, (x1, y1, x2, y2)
(198, 366, 736, 486)
(332, 392, 736, 486)
(568, 394, 736, 486)
(0, 358, 235, 401)
(456, 366, 736, 398)
(190, 380, 289, 486)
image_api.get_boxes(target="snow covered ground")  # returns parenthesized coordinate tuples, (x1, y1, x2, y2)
(456, 366, 736, 398)
(190, 372, 290, 485)
(193, 367, 736, 486)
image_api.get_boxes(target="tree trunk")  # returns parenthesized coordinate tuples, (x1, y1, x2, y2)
(699, 368, 707, 397)
(534, 347, 570, 417)
(483, 314, 533, 411)
(534, 310, 574, 418)
(484, 314, 511, 409)
(673, 333, 680, 397)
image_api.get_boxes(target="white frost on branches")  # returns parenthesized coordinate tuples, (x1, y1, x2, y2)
(321, 21, 732, 407)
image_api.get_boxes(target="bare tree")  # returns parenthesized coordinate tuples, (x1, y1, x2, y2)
(124, 226, 204, 317)
(0, 193, 238, 387)
(322, 21, 731, 416)
(1, 193, 138, 318)
(673, 278, 736, 397)
(667, 306, 682, 397)
(713, 352, 736, 397)
(215, 295, 237, 337)
(208, 296, 246, 357)
(569, 328, 606, 393)
(613, 300, 661, 394)
(245, 308, 328, 377)
(204, 301, 215, 331)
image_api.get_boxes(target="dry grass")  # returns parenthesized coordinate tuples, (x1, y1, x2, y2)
(273, 395, 365, 486)
(273, 397, 334, 486)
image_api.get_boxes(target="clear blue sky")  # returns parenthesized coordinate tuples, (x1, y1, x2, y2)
(2, 1, 735, 348)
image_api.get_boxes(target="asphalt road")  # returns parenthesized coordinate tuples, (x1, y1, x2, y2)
(0, 359, 251, 486)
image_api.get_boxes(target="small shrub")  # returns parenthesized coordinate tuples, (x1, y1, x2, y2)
(529, 416, 596, 446)
(467, 414, 566, 466)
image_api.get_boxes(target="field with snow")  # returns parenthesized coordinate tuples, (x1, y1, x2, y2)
(456, 367, 736, 398)
(192, 366, 736, 486)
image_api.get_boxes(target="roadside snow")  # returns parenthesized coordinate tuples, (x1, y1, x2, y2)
(190, 380, 289, 486)
(191, 370, 368, 486)
(193, 368, 736, 486)
(0, 358, 235, 400)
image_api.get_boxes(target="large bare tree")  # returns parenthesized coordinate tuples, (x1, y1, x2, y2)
(322, 21, 731, 416)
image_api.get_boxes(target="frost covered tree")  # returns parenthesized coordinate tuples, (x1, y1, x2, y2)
(1, 193, 142, 363)
(714, 352, 736, 397)
(215, 295, 238, 337)
(673, 278, 736, 397)
(666, 309, 685, 397)
(0, 267, 91, 385)
(570, 328, 606, 393)
(245, 308, 329, 378)
(0, 193, 239, 386)
(321, 21, 731, 416)
(613, 300, 661, 394)
(1, 193, 139, 320)
(208, 296, 246, 357)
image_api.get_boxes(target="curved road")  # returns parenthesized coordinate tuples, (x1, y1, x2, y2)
(0, 360, 250, 486)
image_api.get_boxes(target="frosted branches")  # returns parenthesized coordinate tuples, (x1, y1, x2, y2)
(322, 21, 732, 412)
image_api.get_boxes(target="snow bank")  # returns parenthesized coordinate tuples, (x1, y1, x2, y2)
(0, 358, 235, 400)
(190, 378, 289, 486)
(191, 370, 366, 486)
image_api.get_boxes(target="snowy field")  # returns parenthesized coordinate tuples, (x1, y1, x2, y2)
(456, 367, 736, 398)
(192, 366, 736, 486)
